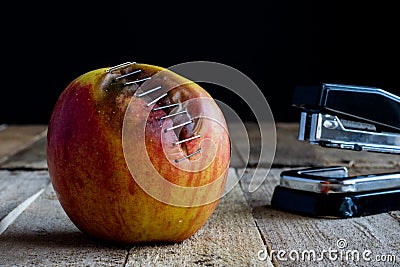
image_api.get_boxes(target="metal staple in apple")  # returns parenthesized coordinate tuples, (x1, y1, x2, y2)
(105, 62, 202, 163)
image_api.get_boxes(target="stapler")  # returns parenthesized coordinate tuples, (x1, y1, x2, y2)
(271, 83, 400, 218)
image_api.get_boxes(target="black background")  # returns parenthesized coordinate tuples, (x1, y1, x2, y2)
(2, 2, 400, 124)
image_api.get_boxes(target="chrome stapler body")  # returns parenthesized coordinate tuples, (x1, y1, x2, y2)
(271, 83, 400, 218)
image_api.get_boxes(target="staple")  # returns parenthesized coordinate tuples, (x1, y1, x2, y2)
(114, 69, 141, 82)
(106, 62, 135, 73)
(137, 86, 162, 97)
(173, 134, 201, 146)
(146, 93, 168, 107)
(175, 148, 202, 163)
(152, 103, 181, 111)
(124, 77, 152, 86)
(164, 120, 192, 132)
(159, 110, 188, 121)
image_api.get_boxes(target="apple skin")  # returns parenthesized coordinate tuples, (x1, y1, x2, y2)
(46, 63, 230, 244)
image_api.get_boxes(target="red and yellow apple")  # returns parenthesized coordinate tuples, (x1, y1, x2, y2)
(46, 62, 231, 244)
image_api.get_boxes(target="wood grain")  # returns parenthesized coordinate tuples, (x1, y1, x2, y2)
(0, 137, 48, 169)
(125, 168, 273, 266)
(0, 125, 47, 165)
(229, 122, 276, 168)
(0, 183, 129, 266)
(0, 169, 272, 266)
(0, 170, 49, 222)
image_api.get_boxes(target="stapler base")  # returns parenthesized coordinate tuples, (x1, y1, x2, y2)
(271, 186, 400, 218)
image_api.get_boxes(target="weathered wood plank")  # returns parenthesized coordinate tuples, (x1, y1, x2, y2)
(0, 169, 272, 266)
(0, 183, 129, 267)
(0, 188, 45, 235)
(228, 121, 250, 167)
(0, 125, 47, 164)
(0, 170, 49, 222)
(126, 168, 273, 267)
(240, 168, 400, 266)
(230, 122, 276, 168)
(227, 121, 247, 168)
(229, 142, 245, 168)
(0, 137, 48, 169)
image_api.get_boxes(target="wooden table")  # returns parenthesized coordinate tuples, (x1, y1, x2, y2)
(1, 123, 399, 266)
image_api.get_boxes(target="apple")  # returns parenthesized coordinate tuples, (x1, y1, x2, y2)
(46, 62, 231, 244)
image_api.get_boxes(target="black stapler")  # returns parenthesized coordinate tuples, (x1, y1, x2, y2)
(271, 83, 400, 218)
